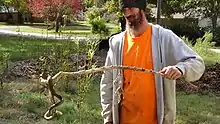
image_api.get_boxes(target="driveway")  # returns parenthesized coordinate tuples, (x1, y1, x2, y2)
(0, 26, 99, 41)
(0, 26, 219, 53)
(210, 48, 220, 53)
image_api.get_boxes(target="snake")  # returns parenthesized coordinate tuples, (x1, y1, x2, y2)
(44, 77, 64, 120)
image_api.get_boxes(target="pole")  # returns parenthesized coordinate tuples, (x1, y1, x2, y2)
(156, 0, 162, 24)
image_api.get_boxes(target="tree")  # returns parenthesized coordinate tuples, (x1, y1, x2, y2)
(159, 0, 220, 42)
(190, 0, 220, 38)
(0, 0, 3, 5)
(147, 0, 189, 18)
(28, 0, 83, 32)
(160, 0, 220, 30)
(0, 0, 4, 11)
(83, 0, 95, 8)
(104, 0, 125, 31)
(83, 0, 105, 8)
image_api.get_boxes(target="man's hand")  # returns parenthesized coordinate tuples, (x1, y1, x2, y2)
(159, 66, 182, 80)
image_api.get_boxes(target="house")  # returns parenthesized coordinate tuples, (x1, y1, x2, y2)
(151, 8, 220, 28)
(0, 6, 19, 22)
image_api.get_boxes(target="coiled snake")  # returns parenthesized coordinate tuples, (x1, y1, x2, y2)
(43, 77, 64, 120)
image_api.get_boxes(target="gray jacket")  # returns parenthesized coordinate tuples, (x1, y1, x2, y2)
(100, 24, 205, 124)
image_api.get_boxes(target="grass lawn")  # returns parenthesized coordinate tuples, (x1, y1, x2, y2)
(12, 26, 93, 37)
(0, 22, 8, 26)
(0, 36, 67, 61)
(197, 49, 220, 65)
(0, 78, 103, 124)
(176, 92, 220, 124)
(10, 25, 118, 37)
(0, 36, 220, 124)
(1, 79, 220, 124)
(202, 54, 220, 65)
(214, 46, 220, 49)
(6, 21, 119, 37)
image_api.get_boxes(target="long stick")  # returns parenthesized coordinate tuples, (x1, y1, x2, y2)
(40, 65, 197, 93)
(40, 65, 197, 120)
(50, 65, 162, 82)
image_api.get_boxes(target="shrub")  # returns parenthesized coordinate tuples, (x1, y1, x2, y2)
(85, 7, 109, 35)
(167, 23, 205, 45)
(85, 7, 105, 21)
(183, 32, 216, 57)
(89, 17, 109, 35)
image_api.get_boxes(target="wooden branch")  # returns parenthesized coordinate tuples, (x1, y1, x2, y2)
(39, 65, 198, 120)
(51, 65, 162, 82)
(40, 65, 198, 93)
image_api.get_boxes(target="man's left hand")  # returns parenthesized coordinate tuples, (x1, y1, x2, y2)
(159, 66, 182, 80)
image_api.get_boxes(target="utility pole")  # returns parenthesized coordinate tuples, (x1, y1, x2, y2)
(156, 0, 162, 24)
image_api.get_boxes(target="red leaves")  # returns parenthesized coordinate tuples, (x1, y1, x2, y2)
(28, 0, 83, 18)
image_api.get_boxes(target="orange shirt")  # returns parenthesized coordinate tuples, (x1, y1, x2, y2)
(120, 25, 158, 124)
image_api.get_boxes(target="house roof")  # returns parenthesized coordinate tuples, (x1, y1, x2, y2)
(0, 6, 17, 12)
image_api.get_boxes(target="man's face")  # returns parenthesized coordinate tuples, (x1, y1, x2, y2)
(122, 7, 143, 30)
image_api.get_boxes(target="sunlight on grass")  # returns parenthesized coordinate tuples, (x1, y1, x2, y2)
(183, 32, 220, 65)
(10, 27, 111, 37)
(203, 54, 220, 65)
(15, 92, 46, 113)
(55, 77, 102, 124)
(176, 92, 220, 124)
(5, 21, 119, 37)
(0, 36, 80, 61)
(0, 22, 8, 26)
(0, 33, 219, 124)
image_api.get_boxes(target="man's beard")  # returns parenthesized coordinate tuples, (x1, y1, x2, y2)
(126, 11, 143, 30)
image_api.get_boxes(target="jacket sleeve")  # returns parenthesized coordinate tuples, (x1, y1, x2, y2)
(100, 47, 114, 123)
(161, 29, 205, 82)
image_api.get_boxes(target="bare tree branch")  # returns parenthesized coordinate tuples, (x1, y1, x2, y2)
(40, 65, 197, 120)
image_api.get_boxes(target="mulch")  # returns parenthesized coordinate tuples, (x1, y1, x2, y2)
(2, 56, 220, 96)
(176, 63, 220, 96)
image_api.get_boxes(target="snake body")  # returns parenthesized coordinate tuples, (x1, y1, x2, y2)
(44, 78, 64, 120)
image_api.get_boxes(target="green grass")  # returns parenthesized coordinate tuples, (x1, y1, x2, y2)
(176, 92, 220, 124)
(202, 53, 220, 65)
(69, 21, 118, 28)
(0, 36, 54, 61)
(11, 26, 91, 36)
(1, 80, 220, 124)
(0, 36, 220, 123)
(0, 78, 103, 124)
(184, 32, 220, 65)
(16, 93, 46, 113)
(0, 36, 85, 62)
(6, 21, 119, 37)
(196, 49, 220, 65)
(10, 25, 118, 37)
(214, 46, 220, 49)
(0, 22, 8, 26)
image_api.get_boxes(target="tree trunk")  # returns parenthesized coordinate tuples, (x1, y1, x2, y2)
(119, 17, 126, 32)
(55, 13, 59, 33)
(55, 12, 62, 33)
(211, 15, 218, 41)
(17, 11, 24, 24)
(55, 18, 59, 33)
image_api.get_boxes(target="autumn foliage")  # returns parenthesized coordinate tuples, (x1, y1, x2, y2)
(28, 0, 83, 20)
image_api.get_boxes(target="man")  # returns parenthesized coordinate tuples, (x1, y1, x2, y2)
(100, 0, 205, 124)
